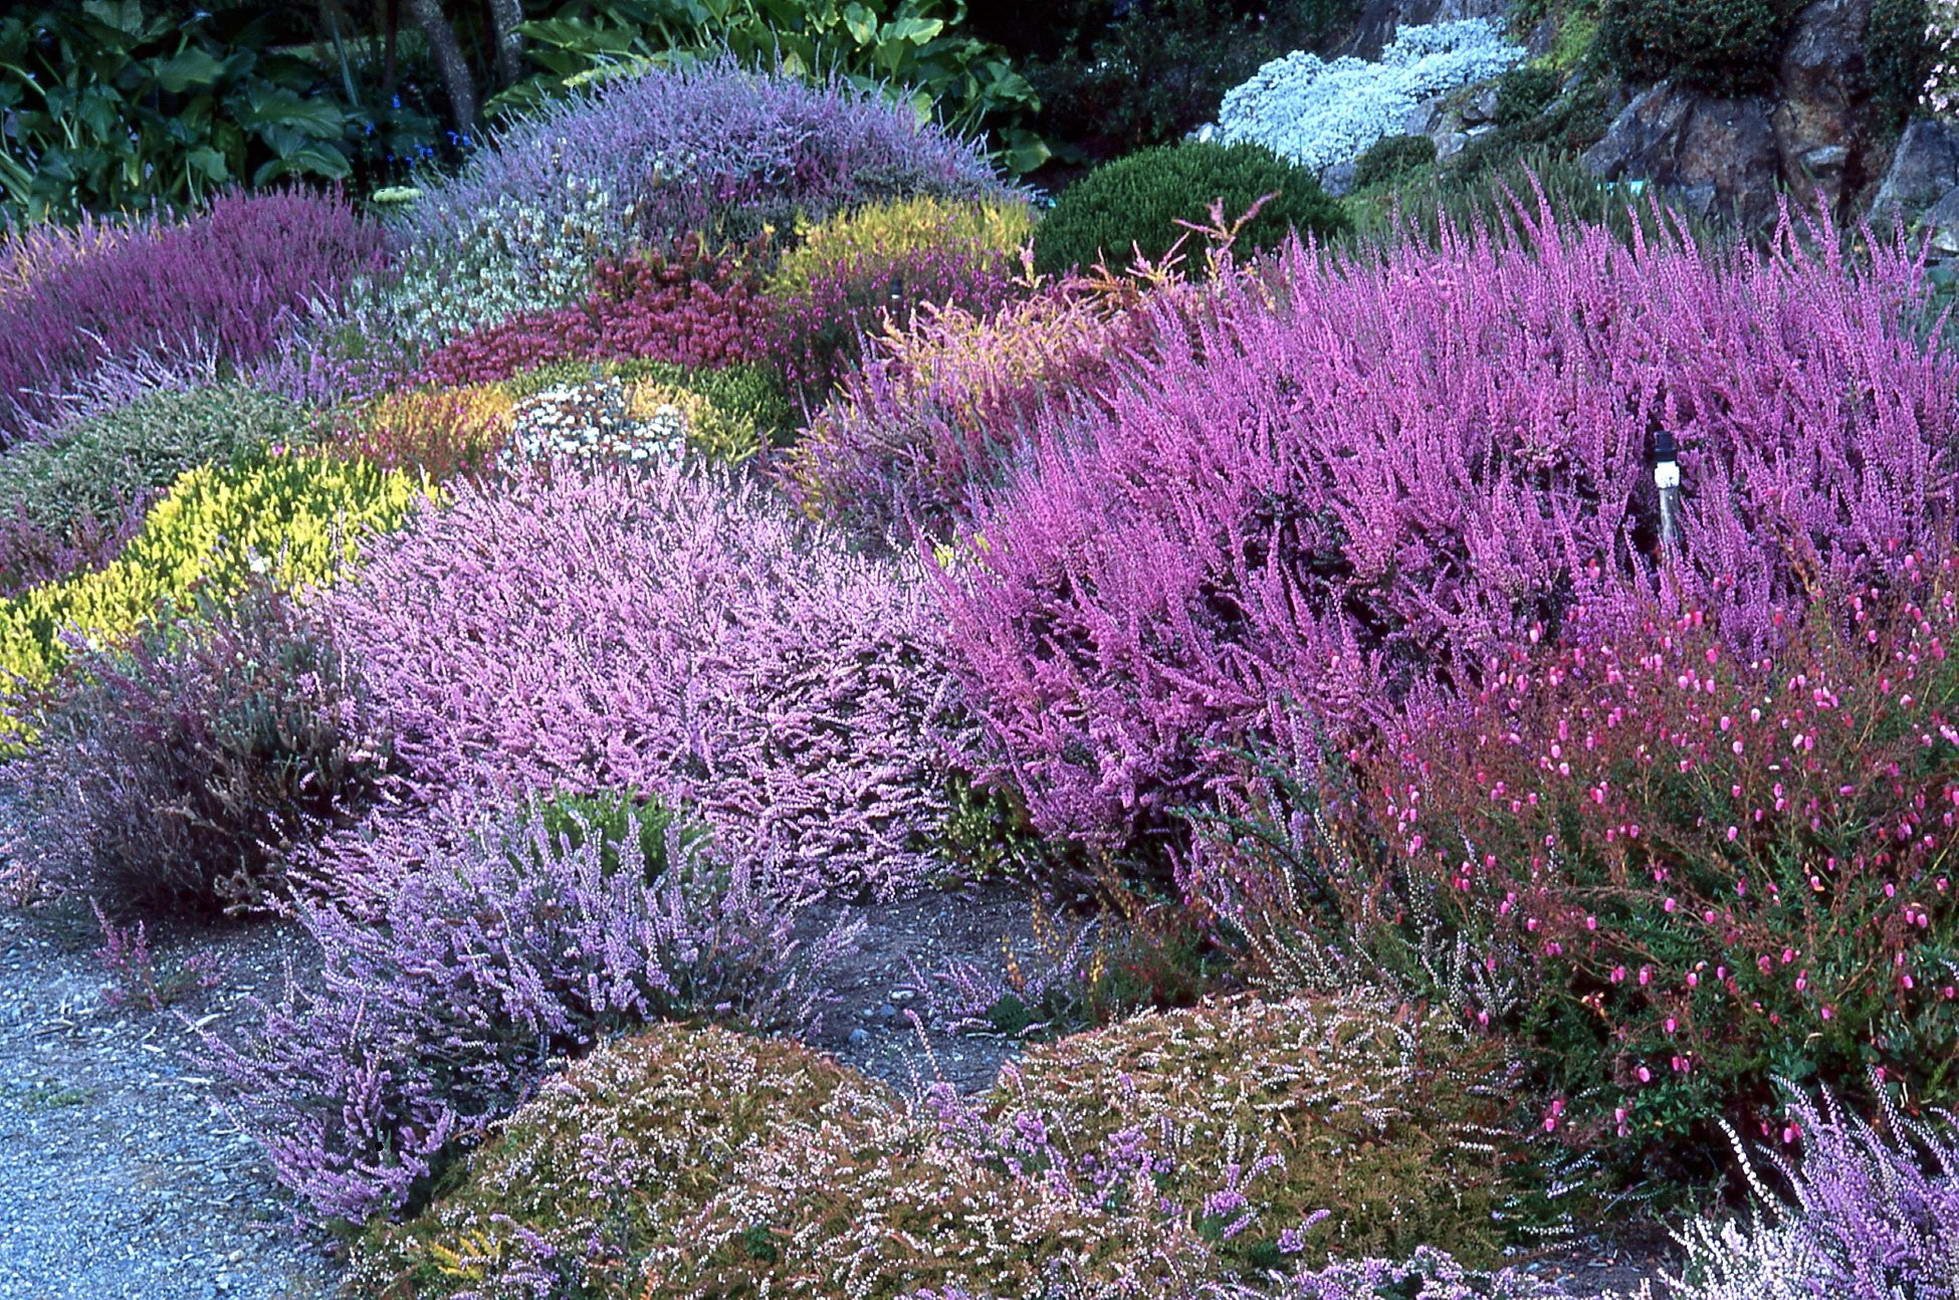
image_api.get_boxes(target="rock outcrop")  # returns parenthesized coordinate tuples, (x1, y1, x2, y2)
(1582, 0, 1881, 228)
(1870, 117, 1959, 250)
(1583, 83, 1782, 227)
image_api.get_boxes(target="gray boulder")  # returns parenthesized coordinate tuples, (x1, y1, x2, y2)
(1583, 82, 1781, 228)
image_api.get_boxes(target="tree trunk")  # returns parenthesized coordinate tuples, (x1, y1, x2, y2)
(486, 0, 526, 88)
(406, 0, 478, 131)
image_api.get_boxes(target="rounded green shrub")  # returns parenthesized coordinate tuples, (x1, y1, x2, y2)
(354, 997, 1551, 1298)
(0, 384, 313, 548)
(1351, 134, 1440, 192)
(1601, 0, 1794, 96)
(1032, 141, 1349, 275)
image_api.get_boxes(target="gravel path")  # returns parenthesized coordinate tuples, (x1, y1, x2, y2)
(0, 905, 342, 1300)
(0, 882, 1047, 1300)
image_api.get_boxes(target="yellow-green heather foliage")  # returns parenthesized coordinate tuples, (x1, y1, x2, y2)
(622, 380, 764, 463)
(354, 997, 1540, 1299)
(985, 994, 1527, 1270)
(0, 451, 429, 738)
(764, 195, 1035, 301)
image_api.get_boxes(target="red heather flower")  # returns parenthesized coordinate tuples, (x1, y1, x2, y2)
(416, 237, 774, 387)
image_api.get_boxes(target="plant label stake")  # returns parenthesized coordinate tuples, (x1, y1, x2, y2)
(1654, 426, 1681, 554)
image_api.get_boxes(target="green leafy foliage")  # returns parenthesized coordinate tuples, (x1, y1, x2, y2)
(1600, 0, 1795, 96)
(1867, 0, 1932, 137)
(530, 790, 701, 882)
(0, 3, 358, 223)
(1493, 65, 1562, 128)
(1033, 141, 1349, 275)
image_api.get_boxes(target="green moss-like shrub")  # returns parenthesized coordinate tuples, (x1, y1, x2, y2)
(1868, 0, 1932, 136)
(0, 385, 315, 587)
(1601, 0, 1794, 96)
(1351, 135, 1440, 192)
(1033, 141, 1349, 275)
(354, 996, 1548, 1298)
(1493, 65, 1563, 129)
(985, 995, 1537, 1271)
(349, 1025, 910, 1298)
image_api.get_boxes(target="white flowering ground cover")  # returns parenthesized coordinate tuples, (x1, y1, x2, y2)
(1216, 19, 1527, 176)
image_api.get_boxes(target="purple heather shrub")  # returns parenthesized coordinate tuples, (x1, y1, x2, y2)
(766, 242, 1022, 409)
(246, 315, 409, 411)
(400, 59, 1009, 260)
(1218, 1247, 1585, 1299)
(326, 462, 967, 898)
(0, 191, 386, 443)
(934, 206, 1959, 851)
(212, 791, 854, 1225)
(0, 213, 140, 307)
(0, 495, 153, 599)
(1665, 1088, 1959, 1300)
(0, 585, 392, 913)
(788, 276, 1147, 542)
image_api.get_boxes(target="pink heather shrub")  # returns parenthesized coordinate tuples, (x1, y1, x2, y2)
(1371, 568, 1959, 1160)
(211, 792, 852, 1226)
(1665, 1088, 1959, 1300)
(0, 191, 386, 442)
(766, 243, 1020, 406)
(788, 278, 1146, 540)
(935, 210, 1959, 851)
(414, 237, 773, 388)
(328, 463, 965, 898)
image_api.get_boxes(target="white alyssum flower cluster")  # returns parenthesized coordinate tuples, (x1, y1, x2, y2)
(501, 378, 683, 469)
(1216, 19, 1526, 176)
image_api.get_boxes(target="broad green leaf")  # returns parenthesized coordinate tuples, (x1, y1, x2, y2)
(185, 144, 228, 182)
(155, 46, 223, 93)
(884, 15, 944, 43)
(842, 2, 877, 45)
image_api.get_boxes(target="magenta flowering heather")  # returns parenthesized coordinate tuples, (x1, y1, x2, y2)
(789, 278, 1146, 543)
(328, 462, 966, 898)
(0, 190, 386, 442)
(935, 207, 1959, 850)
(766, 242, 1021, 407)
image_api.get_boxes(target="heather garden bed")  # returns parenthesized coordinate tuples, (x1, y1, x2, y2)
(4, 10, 1959, 1300)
